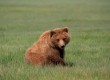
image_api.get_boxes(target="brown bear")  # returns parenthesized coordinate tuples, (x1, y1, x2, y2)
(25, 27, 70, 66)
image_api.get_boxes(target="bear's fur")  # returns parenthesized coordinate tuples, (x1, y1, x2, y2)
(25, 27, 70, 66)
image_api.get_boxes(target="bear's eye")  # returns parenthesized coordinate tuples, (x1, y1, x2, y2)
(63, 38, 66, 41)
(56, 39, 59, 42)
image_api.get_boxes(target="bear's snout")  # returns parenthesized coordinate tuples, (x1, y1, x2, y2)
(61, 45, 65, 49)
(59, 39, 66, 49)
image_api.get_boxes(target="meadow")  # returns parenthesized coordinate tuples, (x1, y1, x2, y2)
(0, 0, 110, 80)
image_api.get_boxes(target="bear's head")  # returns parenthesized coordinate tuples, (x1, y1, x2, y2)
(50, 27, 70, 49)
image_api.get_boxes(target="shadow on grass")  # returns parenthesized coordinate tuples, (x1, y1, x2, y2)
(65, 62, 75, 67)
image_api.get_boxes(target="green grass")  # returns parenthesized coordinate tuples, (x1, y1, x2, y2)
(0, 0, 110, 80)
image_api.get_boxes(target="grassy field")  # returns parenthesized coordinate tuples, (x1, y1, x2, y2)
(0, 0, 110, 80)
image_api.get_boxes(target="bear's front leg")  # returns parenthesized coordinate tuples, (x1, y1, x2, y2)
(47, 55, 66, 66)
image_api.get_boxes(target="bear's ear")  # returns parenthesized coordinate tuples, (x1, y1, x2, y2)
(63, 27, 68, 33)
(50, 30, 56, 37)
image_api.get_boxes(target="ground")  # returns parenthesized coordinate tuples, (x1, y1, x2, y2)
(0, 0, 110, 80)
